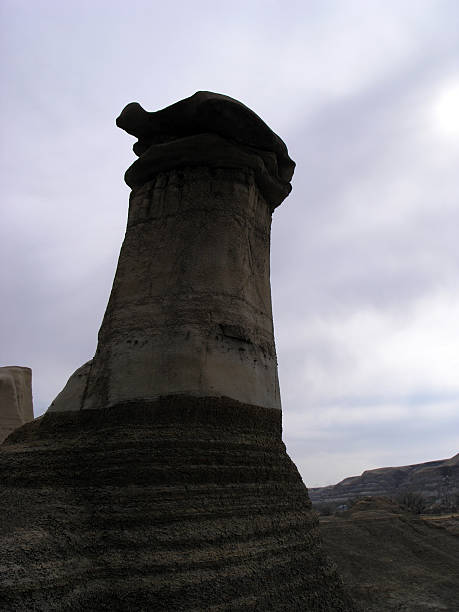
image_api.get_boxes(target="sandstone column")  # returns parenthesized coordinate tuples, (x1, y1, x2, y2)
(50, 91, 295, 412)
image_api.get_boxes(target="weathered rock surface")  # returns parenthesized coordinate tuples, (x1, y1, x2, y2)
(309, 453, 459, 506)
(78, 167, 284, 412)
(1, 397, 354, 611)
(0, 366, 33, 443)
(0, 93, 355, 610)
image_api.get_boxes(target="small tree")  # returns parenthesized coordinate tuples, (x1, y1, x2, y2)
(397, 491, 426, 514)
(346, 496, 362, 508)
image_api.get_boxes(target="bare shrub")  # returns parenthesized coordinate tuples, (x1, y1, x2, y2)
(396, 491, 426, 514)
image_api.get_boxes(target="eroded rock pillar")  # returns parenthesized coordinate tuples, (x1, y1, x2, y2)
(3, 93, 357, 612)
(50, 92, 294, 412)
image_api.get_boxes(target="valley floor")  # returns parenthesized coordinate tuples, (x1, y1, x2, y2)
(318, 498, 459, 612)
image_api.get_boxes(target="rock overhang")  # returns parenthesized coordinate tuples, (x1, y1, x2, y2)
(116, 91, 295, 209)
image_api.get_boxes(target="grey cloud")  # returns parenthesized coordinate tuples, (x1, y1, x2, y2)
(272, 51, 459, 318)
(286, 404, 459, 487)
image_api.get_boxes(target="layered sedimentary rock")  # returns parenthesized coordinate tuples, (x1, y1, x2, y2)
(0, 92, 355, 610)
(309, 453, 459, 506)
(0, 366, 33, 443)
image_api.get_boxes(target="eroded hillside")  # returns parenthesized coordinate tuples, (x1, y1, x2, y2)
(310, 454, 459, 507)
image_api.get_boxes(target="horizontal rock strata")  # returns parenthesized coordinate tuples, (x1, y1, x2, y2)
(1, 397, 354, 611)
(309, 454, 459, 506)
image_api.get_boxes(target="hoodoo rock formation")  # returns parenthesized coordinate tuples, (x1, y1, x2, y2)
(49, 91, 295, 413)
(0, 366, 33, 443)
(1, 92, 355, 610)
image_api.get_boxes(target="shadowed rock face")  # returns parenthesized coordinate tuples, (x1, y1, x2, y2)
(0, 366, 33, 443)
(1, 93, 356, 610)
(2, 398, 356, 611)
(116, 91, 295, 207)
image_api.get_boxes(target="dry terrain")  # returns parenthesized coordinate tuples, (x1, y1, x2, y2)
(318, 497, 459, 611)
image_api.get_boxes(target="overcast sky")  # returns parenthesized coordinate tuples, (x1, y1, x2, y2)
(1, 0, 458, 486)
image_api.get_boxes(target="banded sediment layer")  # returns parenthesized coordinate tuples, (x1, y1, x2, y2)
(1, 397, 353, 610)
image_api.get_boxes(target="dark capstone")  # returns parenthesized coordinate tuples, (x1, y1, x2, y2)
(116, 91, 295, 208)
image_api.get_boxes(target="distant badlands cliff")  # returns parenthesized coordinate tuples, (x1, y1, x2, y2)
(309, 453, 459, 505)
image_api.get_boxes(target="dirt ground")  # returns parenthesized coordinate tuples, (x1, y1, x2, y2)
(319, 498, 459, 612)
